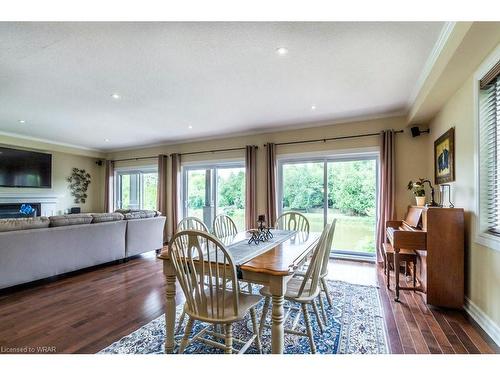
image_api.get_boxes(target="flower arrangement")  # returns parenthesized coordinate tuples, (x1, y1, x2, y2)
(407, 179, 426, 197)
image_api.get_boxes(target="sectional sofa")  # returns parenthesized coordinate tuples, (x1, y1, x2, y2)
(0, 211, 166, 289)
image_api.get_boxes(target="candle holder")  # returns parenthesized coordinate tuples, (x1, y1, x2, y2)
(248, 214, 273, 244)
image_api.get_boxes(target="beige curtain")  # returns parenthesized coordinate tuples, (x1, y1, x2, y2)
(245, 145, 258, 229)
(376, 130, 396, 263)
(266, 143, 277, 226)
(104, 160, 114, 213)
(157, 154, 168, 243)
(170, 153, 181, 238)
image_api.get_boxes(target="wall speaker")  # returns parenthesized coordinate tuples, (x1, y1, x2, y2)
(410, 126, 430, 137)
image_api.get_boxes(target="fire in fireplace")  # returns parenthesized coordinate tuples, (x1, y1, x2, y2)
(0, 203, 42, 219)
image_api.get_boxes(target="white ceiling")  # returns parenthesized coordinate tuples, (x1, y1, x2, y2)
(0, 22, 444, 151)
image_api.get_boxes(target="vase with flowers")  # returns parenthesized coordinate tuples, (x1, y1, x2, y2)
(407, 179, 426, 206)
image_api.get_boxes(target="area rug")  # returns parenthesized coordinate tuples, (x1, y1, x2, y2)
(99, 280, 388, 354)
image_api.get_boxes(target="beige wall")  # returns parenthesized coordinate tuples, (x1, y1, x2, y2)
(426, 74, 500, 332)
(108, 115, 429, 237)
(0, 134, 105, 214)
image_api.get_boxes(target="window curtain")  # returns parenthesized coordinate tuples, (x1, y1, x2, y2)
(266, 143, 277, 226)
(245, 145, 258, 229)
(104, 160, 114, 213)
(170, 153, 181, 239)
(157, 154, 168, 243)
(376, 130, 396, 263)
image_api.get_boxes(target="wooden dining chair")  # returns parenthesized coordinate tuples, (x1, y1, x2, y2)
(258, 224, 331, 353)
(170, 230, 262, 354)
(292, 221, 336, 327)
(212, 214, 254, 294)
(175, 217, 209, 334)
(316, 220, 336, 323)
(275, 211, 310, 233)
(178, 216, 209, 232)
(213, 214, 238, 239)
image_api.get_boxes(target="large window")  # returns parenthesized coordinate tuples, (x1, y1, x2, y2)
(115, 167, 158, 210)
(182, 162, 245, 230)
(477, 56, 500, 250)
(279, 154, 378, 258)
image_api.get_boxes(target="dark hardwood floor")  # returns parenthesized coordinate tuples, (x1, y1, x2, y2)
(0, 252, 497, 354)
(376, 264, 499, 354)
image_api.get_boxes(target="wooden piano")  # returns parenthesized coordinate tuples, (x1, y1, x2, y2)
(384, 206, 464, 308)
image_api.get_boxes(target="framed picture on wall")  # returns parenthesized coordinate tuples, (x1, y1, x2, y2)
(434, 127, 455, 184)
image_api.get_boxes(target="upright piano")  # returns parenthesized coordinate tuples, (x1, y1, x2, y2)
(385, 206, 465, 309)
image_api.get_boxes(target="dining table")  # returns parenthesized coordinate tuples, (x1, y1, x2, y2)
(158, 229, 320, 354)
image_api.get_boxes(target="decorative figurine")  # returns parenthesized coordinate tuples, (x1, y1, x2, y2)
(248, 214, 273, 244)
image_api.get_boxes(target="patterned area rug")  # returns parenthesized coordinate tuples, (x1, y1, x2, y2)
(99, 280, 388, 354)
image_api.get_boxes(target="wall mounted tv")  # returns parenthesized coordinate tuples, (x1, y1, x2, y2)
(0, 147, 52, 188)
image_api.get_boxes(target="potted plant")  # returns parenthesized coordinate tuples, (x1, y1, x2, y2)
(407, 179, 426, 206)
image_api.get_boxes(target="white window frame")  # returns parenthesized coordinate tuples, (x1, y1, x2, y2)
(114, 165, 158, 211)
(474, 43, 500, 252)
(181, 160, 245, 228)
(277, 148, 379, 259)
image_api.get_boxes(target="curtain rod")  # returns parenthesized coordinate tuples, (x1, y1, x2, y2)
(111, 156, 159, 163)
(178, 146, 251, 157)
(265, 130, 404, 147)
(111, 146, 255, 162)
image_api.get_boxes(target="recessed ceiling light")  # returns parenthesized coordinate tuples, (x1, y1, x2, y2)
(276, 47, 288, 56)
(188, 125, 193, 129)
(104, 138, 110, 142)
(18, 120, 26, 124)
(111, 93, 121, 100)
(311, 105, 316, 111)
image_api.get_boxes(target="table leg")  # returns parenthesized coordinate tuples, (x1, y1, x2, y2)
(269, 276, 286, 354)
(163, 258, 177, 353)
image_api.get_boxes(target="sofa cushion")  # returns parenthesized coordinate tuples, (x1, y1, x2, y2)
(49, 213, 93, 227)
(114, 209, 131, 215)
(123, 212, 144, 220)
(0, 217, 50, 232)
(123, 210, 157, 220)
(91, 212, 124, 223)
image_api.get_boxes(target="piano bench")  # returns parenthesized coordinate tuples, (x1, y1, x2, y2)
(382, 243, 418, 290)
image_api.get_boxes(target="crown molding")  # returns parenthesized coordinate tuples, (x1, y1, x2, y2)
(0, 130, 104, 156)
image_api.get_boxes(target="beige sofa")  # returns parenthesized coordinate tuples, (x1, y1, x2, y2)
(0, 214, 166, 289)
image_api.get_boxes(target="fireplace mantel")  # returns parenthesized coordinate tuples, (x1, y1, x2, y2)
(0, 192, 60, 216)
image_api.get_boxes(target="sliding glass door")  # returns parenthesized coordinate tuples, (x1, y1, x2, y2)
(183, 163, 245, 231)
(281, 161, 325, 232)
(279, 154, 378, 258)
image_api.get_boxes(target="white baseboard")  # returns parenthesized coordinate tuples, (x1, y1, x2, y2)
(464, 297, 500, 346)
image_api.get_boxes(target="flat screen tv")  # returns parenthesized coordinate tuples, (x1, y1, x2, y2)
(0, 147, 52, 188)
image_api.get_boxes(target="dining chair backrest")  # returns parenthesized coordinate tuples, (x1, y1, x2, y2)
(213, 214, 238, 239)
(320, 219, 337, 277)
(296, 224, 331, 299)
(170, 230, 240, 321)
(178, 216, 209, 232)
(275, 211, 310, 234)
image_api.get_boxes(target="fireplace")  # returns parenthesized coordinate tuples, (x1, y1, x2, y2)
(0, 203, 42, 219)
